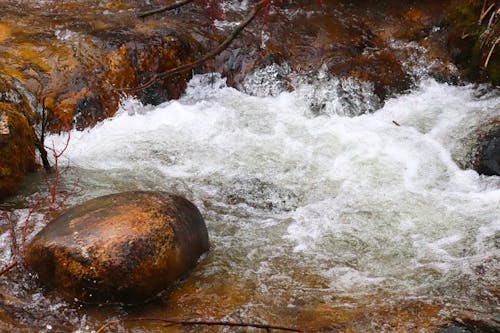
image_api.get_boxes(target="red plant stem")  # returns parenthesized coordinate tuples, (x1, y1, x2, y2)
(1, 129, 72, 275)
(21, 199, 43, 260)
(54, 177, 81, 212)
(209, 0, 217, 19)
(48, 131, 70, 205)
(55, 131, 71, 159)
(0, 214, 18, 276)
(0, 261, 17, 276)
(260, 0, 272, 46)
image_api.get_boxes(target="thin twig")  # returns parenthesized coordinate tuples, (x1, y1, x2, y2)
(484, 37, 500, 68)
(35, 97, 51, 172)
(138, 0, 195, 18)
(0, 213, 18, 276)
(485, 6, 498, 31)
(55, 177, 81, 211)
(479, 2, 495, 25)
(96, 317, 304, 333)
(123, 0, 270, 92)
(21, 199, 43, 260)
(0, 261, 17, 276)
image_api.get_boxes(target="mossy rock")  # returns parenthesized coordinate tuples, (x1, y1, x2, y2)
(0, 102, 36, 199)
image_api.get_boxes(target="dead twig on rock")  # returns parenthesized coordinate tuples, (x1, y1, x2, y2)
(125, 0, 270, 92)
(96, 317, 304, 333)
(484, 36, 500, 68)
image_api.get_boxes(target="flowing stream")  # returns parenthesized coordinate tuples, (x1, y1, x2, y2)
(1, 69, 500, 331)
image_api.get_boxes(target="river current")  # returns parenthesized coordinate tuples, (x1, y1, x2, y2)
(1, 69, 500, 331)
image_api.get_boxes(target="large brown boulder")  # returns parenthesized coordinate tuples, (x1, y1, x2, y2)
(25, 191, 210, 303)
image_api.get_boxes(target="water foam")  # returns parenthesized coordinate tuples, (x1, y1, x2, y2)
(44, 74, 500, 314)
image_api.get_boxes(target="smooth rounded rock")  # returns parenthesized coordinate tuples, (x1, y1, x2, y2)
(25, 191, 210, 303)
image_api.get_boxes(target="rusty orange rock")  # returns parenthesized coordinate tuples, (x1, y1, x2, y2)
(25, 191, 210, 303)
(0, 79, 36, 199)
(0, 104, 36, 199)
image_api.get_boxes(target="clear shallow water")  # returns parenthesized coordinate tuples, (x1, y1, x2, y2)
(2, 74, 500, 331)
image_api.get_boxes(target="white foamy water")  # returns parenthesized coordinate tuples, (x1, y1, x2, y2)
(10, 74, 499, 329)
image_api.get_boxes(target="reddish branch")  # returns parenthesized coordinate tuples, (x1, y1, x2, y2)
(0, 200, 44, 276)
(48, 132, 71, 204)
(96, 317, 304, 333)
(129, 0, 270, 92)
(0, 214, 18, 276)
(0, 261, 17, 276)
(0, 132, 74, 276)
(20, 199, 43, 260)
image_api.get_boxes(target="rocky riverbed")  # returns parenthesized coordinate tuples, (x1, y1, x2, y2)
(0, 0, 499, 332)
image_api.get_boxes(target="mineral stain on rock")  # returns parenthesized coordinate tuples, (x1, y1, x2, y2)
(25, 191, 210, 304)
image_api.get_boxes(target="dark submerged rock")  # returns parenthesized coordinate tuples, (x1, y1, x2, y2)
(25, 191, 210, 303)
(476, 129, 500, 176)
(437, 318, 500, 333)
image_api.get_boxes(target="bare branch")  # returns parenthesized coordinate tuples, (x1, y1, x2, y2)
(34, 97, 51, 172)
(0, 213, 18, 277)
(479, 2, 495, 25)
(125, 0, 270, 92)
(0, 261, 17, 276)
(96, 317, 304, 333)
(21, 199, 43, 261)
(484, 37, 500, 68)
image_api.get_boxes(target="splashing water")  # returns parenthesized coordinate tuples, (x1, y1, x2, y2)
(3, 73, 500, 331)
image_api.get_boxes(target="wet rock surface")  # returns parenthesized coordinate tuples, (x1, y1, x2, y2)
(0, 0, 488, 134)
(25, 191, 210, 303)
(438, 318, 500, 333)
(0, 1, 498, 330)
(476, 125, 500, 176)
(0, 0, 496, 197)
(208, 0, 465, 96)
(0, 79, 36, 199)
(1, 0, 201, 131)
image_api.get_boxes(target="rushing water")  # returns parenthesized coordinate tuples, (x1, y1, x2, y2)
(1, 72, 500, 331)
